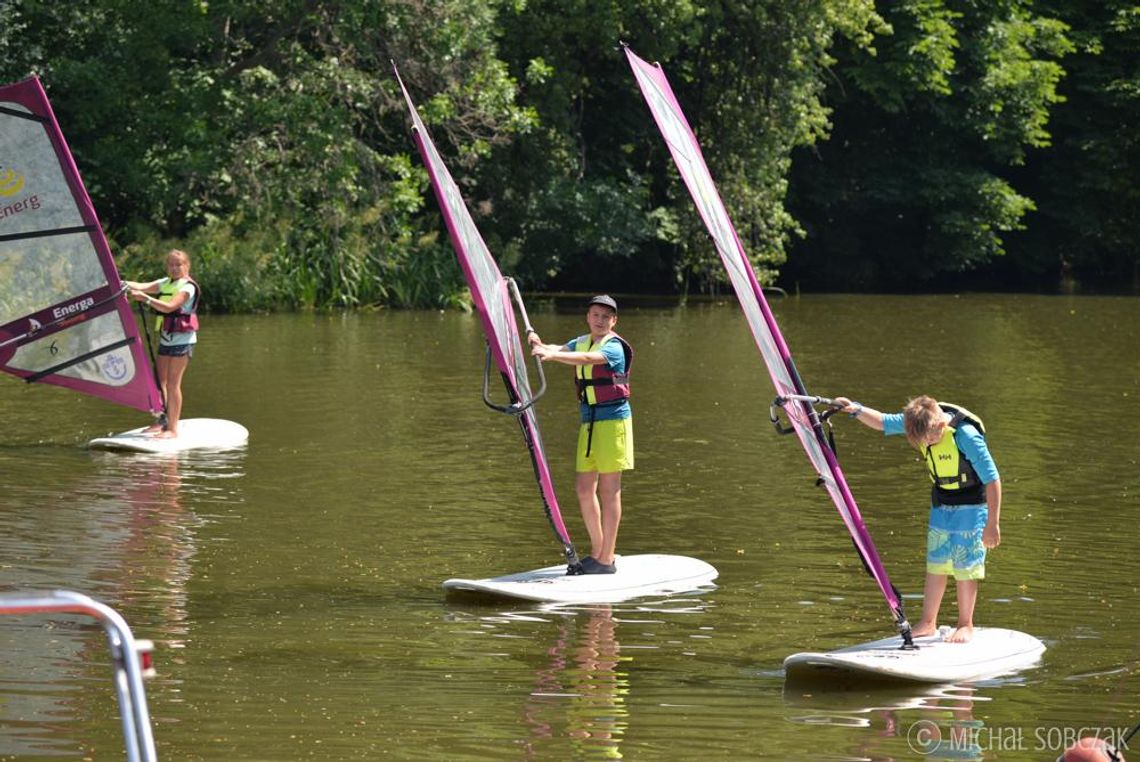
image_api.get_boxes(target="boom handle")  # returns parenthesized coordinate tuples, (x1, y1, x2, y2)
(481, 276, 547, 416)
(482, 344, 547, 415)
(771, 393, 847, 432)
(0, 283, 130, 350)
(504, 277, 536, 336)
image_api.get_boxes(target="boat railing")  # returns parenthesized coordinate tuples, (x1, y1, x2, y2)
(0, 590, 157, 761)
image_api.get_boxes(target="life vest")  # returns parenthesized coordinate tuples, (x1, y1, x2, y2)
(572, 333, 632, 458)
(920, 403, 987, 505)
(153, 279, 179, 332)
(573, 333, 633, 407)
(157, 277, 201, 334)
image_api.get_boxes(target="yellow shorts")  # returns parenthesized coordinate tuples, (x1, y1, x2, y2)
(576, 417, 634, 473)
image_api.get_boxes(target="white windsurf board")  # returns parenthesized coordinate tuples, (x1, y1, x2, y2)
(443, 553, 717, 604)
(784, 626, 1045, 683)
(88, 418, 249, 454)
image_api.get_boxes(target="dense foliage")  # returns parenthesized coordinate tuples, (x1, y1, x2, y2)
(1, 0, 1135, 308)
(786, 0, 1074, 290)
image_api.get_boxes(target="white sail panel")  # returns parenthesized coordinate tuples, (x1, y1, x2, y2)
(626, 47, 911, 638)
(394, 64, 576, 564)
(8, 312, 139, 386)
(0, 77, 162, 415)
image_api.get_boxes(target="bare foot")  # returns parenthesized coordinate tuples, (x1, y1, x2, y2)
(154, 430, 178, 440)
(911, 622, 938, 638)
(142, 424, 164, 435)
(946, 625, 974, 643)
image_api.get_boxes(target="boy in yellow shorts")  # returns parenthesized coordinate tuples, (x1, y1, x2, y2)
(529, 295, 633, 574)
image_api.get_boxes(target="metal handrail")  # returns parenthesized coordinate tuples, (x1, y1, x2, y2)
(0, 590, 157, 761)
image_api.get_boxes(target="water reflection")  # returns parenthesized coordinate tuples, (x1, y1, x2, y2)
(2, 300, 1138, 759)
(785, 682, 989, 760)
(524, 605, 628, 759)
(104, 453, 194, 647)
(0, 448, 243, 756)
(439, 595, 717, 760)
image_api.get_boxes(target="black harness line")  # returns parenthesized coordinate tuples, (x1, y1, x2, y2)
(135, 300, 168, 428)
(579, 399, 627, 458)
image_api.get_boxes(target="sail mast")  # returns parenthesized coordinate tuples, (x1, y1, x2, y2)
(624, 46, 912, 641)
(393, 64, 579, 568)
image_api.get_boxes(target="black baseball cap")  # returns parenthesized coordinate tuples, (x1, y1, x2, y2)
(587, 294, 618, 312)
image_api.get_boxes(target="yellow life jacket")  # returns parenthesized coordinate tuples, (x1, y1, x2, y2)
(154, 278, 181, 332)
(919, 403, 987, 505)
(154, 277, 201, 334)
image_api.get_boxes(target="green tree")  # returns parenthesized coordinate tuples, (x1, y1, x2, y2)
(1010, 1, 1140, 289)
(2, 0, 532, 309)
(176, 0, 534, 308)
(0, 1, 219, 232)
(8, 0, 1119, 303)
(489, 0, 886, 295)
(785, 0, 1073, 291)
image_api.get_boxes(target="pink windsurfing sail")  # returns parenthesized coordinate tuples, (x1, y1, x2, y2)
(0, 77, 162, 416)
(625, 47, 912, 642)
(394, 64, 579, 568)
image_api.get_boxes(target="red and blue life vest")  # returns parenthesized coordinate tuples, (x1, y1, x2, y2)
(573, 333, 633, 406)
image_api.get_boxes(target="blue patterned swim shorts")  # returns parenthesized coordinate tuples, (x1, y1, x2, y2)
(927, 503, 988, 580)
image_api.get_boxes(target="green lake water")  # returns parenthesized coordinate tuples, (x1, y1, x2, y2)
(1, 294, 1136, 760)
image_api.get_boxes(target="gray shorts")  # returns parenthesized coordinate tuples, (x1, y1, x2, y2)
(158, 343, 194, 358)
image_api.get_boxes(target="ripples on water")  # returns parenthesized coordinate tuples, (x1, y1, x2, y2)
(1, 301, 1137, 759)
(0, 441, 245, 758)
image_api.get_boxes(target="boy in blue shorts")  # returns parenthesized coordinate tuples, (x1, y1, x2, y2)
(529, 295, 633, 575)
(835, 395, 1001, 643)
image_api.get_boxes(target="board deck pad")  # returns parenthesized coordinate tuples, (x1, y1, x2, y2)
(88, 418, 249, 454)
(784, 626, 1045, 683)
(443, 553, 718, 604)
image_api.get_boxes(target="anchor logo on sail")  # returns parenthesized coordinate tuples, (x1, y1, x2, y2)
(0, 168, 26, 197)
(102, 351, 129, 382)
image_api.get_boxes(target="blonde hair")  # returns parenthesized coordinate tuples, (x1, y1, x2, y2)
(903, 395, 943, 448)
(166, 249, 191, 268)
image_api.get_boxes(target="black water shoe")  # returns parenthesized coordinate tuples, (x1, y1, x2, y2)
(580, 557, 616, 575)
